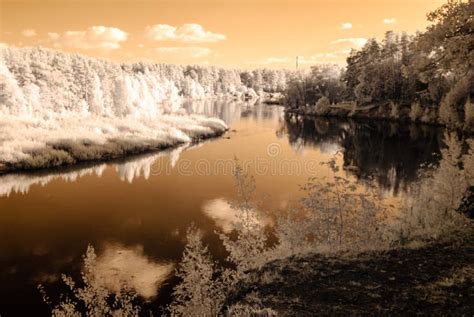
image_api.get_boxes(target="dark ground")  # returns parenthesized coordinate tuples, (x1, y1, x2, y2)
(225, 227, 474, 316)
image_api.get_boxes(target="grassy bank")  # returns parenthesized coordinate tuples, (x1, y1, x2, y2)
(225, 227, 474, 316)
(284, 101, 474, 136)
(0, 126, 227, 175)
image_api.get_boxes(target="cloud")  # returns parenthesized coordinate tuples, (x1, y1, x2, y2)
(48, 26, 128, 50)
(22, 29, 37, 37)
(255, 57, 292, 65)
(383, 18, 396, 24)
(250, 50, 351, 66)
(331, 37, 367, 48)
(341, 22, 353, 30)
(302, 50, 352, 63)
(150, 46, 212, 58)
(145, 23, 226, 43)
(0, 42, 9, 49)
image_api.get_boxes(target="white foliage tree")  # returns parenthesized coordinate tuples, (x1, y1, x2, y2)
(218, 164, 271, 276)
(169, 225, 232, 316)
(39, 245, 141, 317)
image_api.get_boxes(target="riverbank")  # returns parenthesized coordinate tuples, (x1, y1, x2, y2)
(286, 102, 436, 122)
(0, 119, 227, 175)
(225, 226, 474, 315)
(285, 102, 473, 134)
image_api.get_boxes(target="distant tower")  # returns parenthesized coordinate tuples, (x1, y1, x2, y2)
(296, 56, 299, 69)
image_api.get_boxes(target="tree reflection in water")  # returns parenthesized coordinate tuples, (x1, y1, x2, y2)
(280, 114, 444, 195)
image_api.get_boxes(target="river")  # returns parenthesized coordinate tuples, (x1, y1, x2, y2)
(0, 101, 446, 315)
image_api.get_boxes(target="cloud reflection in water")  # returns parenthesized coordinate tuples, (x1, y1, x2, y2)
(202, 198, 270, 233)
(91, 243, 173, 299)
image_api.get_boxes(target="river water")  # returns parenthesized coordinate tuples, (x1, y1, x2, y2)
(0, 101, 445, 315)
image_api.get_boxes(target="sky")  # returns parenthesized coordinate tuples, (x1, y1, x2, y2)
(1, 0, 445, 69)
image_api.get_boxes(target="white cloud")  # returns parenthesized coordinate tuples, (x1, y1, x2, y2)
(0, 42, 9, 49)
(48, 26, 128, 50)
(383, 18, 396, 24)
(289, 55, 335, 65)
(341, 22, 353, 30)
(150, 46, 212, 58)
(258, 57, 292, 64)
(145, 24, 176, 41)
(250, 56, 316, 65)
(337, 49, 352, 55)
(331, 37, 368, 48)
(302, 50, 351, 63)
(22, 29, 37, 37)
(145, 23, 226, 43)
(250, 51, 351, 66)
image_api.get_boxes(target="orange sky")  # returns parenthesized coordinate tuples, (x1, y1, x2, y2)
(1, 0, 445, 69)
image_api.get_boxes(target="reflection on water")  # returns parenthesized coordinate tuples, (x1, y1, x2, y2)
(202, 198, 241, 233)
(0, 101, 449, 315)
(89, 243, 173, 298)
(0, 104, 446, 199)
(0, 165, 105, 197)
(202, 198, 270, 234)
(182, 99, 244, 125)
(281, 114, 444, 195)
(0, 148, 179, 197)
(0, 101, 281, 197)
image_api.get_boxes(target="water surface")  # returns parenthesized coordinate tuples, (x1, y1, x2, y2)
(0, 101, 445, 315)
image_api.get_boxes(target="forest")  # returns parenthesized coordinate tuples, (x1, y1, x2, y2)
(1, 47, 293, 118)
(284, 0, 473, 130)
(0, 45, 299, 171)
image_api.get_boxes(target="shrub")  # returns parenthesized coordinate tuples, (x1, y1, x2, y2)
(439, 97, 460, 127)
(168, 225, 231, 316)
(393, 133, 471, 245)
(464, 98, 474, 130)
(274, 155, 392, 255)
(389, 101, 399, 119)
(314, 96, 331, 115)
(439, 76, 471, 127)
(409, 101, 423, 122)
(38, 245, 141, 317)
(420, 107, 433, 123)
(217, 164, 271, 275)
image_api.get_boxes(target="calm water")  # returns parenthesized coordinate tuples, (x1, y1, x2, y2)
(0, 102, 445, 316)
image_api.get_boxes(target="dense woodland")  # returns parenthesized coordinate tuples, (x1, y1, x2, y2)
(1, 47, 295, 118)
(285, 0, 473, 130)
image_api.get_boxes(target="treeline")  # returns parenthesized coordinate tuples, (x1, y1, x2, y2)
(1, 47, 295, 118)
(285, 0, 473, 130)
